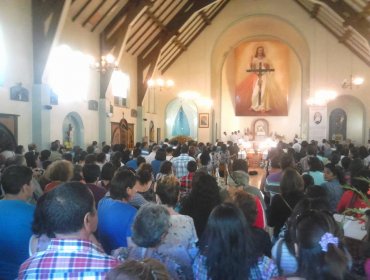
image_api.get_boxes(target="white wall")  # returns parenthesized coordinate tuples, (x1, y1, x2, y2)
(0, 0, 33, 147)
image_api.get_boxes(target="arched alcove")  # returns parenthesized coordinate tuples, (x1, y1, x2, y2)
(211, 15, 310, 141)
(62, 112, 84, 148)
(0, 124, 16, 150)
(165, 98, 198, 139)
(327, 95, 366, 144)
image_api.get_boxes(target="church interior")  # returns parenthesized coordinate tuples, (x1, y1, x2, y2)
(0, 0, 369, 149)
(3, 1, 370, 279)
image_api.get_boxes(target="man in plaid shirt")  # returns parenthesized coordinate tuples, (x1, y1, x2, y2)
(179, 160, 197, 199)
(171, 144, 195, 178)
(18, 182, 118, 279)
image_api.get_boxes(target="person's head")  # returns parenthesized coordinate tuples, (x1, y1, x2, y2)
(155, 148, 166, 161)
(110, 170, 138, 200)
(308, 156, 323, 172)
(132, 204, 170, 248)
(101, 162, 115, 181)
(349, 158, 365, 178)
(96, 152, 106, 164)
(136, 169, 152, 186)
(133, 148, 141, 158)
(44, 160, 73, 182)
(28, 143, 37, 152)
(280, 167, 304, 196)
(351, 169, 370, 195)
(40, 149, 51, 161)
(1, 165, 33, 199)
(232, 190, 257, 226)
(280, 154, 295, 170)
(306, 144, 317, 156)
(106, 258, 170, 280)
(199, 150, 210, 166)
(255, 46, 265, 58)
(40, 182, 97, 237)
(186, 160, 197, 173)
(324, 163, 345, 184)
(305, 185, 328, 200)
(136, 156, 146, 169)
(180, 144, 189, 154)
(50, 141, 59, 151)
(159, 161, 173, 175)
(24, 151, 38, 168)
(232, 159, 248, 173)
(86, 145, 95, 154)
(302, 174, 314, 191)
(156, 176, 180, 208)
(294, 210, 349, 279)
(31, 194, 55, 238)
(15, 145, 24, 154)
(62, 153, 73, 162)
(340, 156, 351, 171)
(82, 164, 101, 184)
(85, 153, 97, 165)
(102, 145, 111, 154)
(201, 203, 256, 280)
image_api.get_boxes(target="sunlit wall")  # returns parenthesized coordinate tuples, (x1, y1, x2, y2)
(46, 44, 91, 102)
(0, 24, 6, 86)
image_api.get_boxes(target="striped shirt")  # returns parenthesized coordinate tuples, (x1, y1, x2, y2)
(18, 239, 118, 280)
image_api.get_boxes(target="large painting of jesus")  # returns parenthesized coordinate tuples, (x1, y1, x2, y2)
(235, 41, 289, 116)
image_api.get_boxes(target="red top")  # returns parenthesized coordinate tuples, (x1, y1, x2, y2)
(337, 190, 368, 213)
(253, 196, 266, 229)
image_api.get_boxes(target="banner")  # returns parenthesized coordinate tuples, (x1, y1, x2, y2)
(309, 106, 327, 142)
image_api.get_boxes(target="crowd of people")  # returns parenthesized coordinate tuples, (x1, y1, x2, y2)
(0, 137, 370, 279)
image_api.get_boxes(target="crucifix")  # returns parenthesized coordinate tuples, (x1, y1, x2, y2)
(246, 62, 275, 106)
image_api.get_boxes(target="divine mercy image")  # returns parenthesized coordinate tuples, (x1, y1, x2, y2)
(235, 41, 289, 116)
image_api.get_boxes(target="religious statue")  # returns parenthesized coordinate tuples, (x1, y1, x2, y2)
(64, 123, 73, 149)
(149, 121, 155, 143)
(119, 112, 129, 146)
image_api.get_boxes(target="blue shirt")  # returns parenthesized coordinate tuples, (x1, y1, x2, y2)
(0, 200, 35, 280)
(126, 159, 138, 170)
(97, 197, 137, 254)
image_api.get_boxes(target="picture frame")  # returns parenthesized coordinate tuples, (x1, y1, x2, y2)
(199, 113, 209, 128)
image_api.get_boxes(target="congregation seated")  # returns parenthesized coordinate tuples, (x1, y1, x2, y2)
(267, 167, 305, 239)
(43, 160, 73, 192)
(302, 156, 325, 185)
(82, 163, 107, 205)
(156, 175, 198, 258)
(180, 173, 221, 239)
(18, 182, 118, 279)
(97, 170, 137, 254)
(337, 169, 370, 214)
(321, 163, 345, 212)
(232, 190, 271, 256)
(0, 165, 35, 280)
(114, 204, 192, 280)
(107, 258, 171, 280)
(192, 203, 278, 279)
(136, 167, 156, 202)
(227, 158, 266, 210)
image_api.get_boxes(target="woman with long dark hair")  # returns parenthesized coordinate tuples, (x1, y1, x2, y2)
(321, 163, 346, 212)
(193, 203, 277, 280)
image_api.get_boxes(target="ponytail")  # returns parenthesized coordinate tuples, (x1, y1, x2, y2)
(324, 243, 349, 279)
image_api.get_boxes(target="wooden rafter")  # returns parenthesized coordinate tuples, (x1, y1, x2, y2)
(137, 0, 217, 107)
(91, 0, 120, 32)
(32, 0, 66, 83)
(99, 0, 152, 98)
(160, 0, 229, 73)
(72, 0, 92, 21)
(82, 0, 106, 27)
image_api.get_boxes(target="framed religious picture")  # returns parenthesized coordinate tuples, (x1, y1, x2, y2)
(199, 113, 209, 128)
(88, 100, 98, 111)
(10, 83, 29, 102)
(234, 40, 289, 116)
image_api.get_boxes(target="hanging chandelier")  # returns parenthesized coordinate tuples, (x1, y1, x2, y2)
(342, 74, 364, 89)
(91, 54, 119, 73)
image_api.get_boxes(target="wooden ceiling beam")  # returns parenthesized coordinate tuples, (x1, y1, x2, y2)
(82, 0, 106, 27)
(137, 0, 217, 106)
(72, 0, 92, 21)
(32, 0, 66, 84)
(91, 0, 119, 32)
(100, 0, 152, 99)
